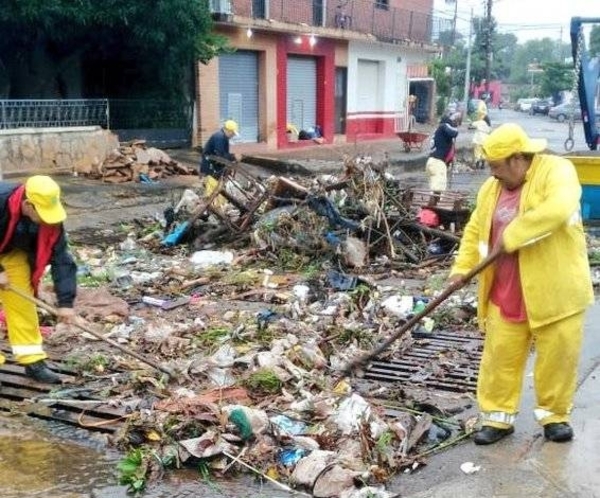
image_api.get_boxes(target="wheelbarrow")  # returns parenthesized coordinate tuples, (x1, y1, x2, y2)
(396, 130, 430, 153)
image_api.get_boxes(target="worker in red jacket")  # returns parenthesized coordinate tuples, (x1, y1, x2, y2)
(0, 175, 77, 384)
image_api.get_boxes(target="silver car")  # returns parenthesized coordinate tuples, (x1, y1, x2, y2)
(548, 102, 582, 122)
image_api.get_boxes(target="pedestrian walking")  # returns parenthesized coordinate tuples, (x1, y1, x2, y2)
(0, 175, 78, 384)
(199, 120, 239, 206)
(448, 123, 593, 445)
(425, 114, 459, 193)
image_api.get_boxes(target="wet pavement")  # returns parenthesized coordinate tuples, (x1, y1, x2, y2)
(399, 303, 600, 498)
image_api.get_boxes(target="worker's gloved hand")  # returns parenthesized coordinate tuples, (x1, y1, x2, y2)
(0, 270, 9, 290)
(56, 307, 77, 324)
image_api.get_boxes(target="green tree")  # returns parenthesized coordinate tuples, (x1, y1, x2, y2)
(470, 15, 495, 86)
(430, 58, 453, 115)
(492, 33, 518, 82)
(0, 0, 227, 99)
(539, 63, 574, 101)
(590, 25, 600, 56)
(508, 38, 562, 86)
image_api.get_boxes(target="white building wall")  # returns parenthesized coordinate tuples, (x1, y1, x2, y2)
(347, 41, 407, 117)
(347, 41, 435, 132)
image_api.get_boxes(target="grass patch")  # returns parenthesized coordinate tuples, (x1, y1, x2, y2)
(117, 448, 150, 493)
(64, 352, 110, 374)
(192, 326, 230, 352)
(243, 368, 282, 395)
(77, 271, 110, 288)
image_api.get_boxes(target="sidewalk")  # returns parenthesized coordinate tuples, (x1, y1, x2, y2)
(169, 124, 477, 176)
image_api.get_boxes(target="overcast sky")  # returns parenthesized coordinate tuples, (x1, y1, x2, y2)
(434, 0, 596, 43)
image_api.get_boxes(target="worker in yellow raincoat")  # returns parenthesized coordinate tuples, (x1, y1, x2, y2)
(471, 117, 491, 169)
(449, 123, 593, 445)
(0, 176, 78, 384)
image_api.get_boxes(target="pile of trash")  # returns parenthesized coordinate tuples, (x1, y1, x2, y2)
(151, 155, 471, 270)
(4, 155, 484, 495)
(45, 186, 481, 496)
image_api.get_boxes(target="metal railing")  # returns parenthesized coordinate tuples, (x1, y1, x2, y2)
(0, 99, 109, 129)
(220, 0, 452, 44)
(107, 99, 192, 129)
(0, 99, 192, 131)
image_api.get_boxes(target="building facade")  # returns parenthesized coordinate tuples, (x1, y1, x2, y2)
(196, 0, 447, 149)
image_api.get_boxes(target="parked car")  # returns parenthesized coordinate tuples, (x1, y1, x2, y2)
(548, 102, 582, 122)
(515, 98, 537, 112)
(530, 98, 554, 115)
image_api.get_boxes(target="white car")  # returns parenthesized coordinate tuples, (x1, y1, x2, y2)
(515, 98, 537, 112)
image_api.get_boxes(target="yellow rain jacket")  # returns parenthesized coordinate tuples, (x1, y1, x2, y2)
(450, 154, 594, 330)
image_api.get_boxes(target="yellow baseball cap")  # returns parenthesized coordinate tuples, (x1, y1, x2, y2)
(25, 175, 67, 224)
(482, 123, 547, 162)
(223, 120, 239, 135)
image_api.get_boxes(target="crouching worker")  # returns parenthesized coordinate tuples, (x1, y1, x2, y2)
(0, 175, 77, 384)
(200, 120, 239, 207)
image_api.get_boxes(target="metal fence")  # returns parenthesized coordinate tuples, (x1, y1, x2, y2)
(224, 0, 453, 44)
(107, 99, 192, 129)
(108, 99, 193, 148)
(0, 99, 193, 148)
(0, 99, 109, 129)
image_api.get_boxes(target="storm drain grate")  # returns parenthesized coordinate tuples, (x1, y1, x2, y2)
(364, 331, 484, 393)
(0, 345, 125, 433)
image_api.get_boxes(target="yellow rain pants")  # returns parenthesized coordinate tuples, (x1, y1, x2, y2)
(0, 249, 47, 365)
(203, 175, 226, 209)
(478, 303, 584, 429)
(425, 157, 447, 192)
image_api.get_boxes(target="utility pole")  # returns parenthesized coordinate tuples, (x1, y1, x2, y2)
(484, 0, 493, 94)
(559, 26, 564, 62)
(463, 7, 473, 118)
(451, 0, 458, 45)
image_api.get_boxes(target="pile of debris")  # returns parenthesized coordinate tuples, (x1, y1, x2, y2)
(75, 140, 195, 183)
(36, 235, 480, 497)
(2, 155, 482, 496)
(155, 155, 472, 269)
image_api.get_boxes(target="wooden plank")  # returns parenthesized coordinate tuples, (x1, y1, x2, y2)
(0, 398, 120, 433)
(0, 351, 127, 432)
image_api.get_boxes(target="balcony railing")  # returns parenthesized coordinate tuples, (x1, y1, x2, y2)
(213, 0, 452, 45)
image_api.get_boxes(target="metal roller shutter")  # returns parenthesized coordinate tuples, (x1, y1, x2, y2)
(219, 51, 259, 143)
(287, 56, 317, 131)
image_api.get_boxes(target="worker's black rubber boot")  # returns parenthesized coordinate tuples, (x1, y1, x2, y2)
(473, 425, 514, 445)
(25, 360, 61, 384)
(543, 423, 574, 442)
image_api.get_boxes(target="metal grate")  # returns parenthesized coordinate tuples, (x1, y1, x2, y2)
(365, 331, 483, 393)
(0, 346, 124, 433)
(0, 99, 109, 129)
